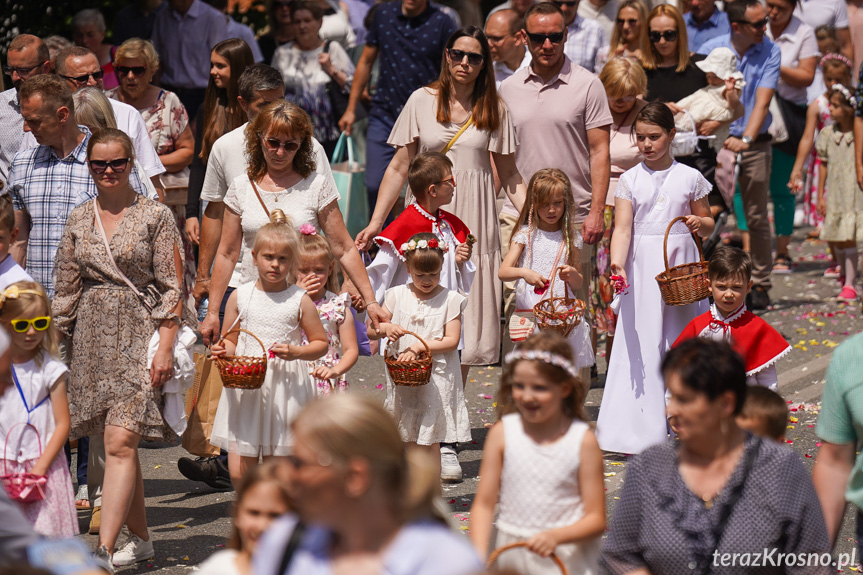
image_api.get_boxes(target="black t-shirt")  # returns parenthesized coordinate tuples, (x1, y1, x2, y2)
(645, 62, 708, 103)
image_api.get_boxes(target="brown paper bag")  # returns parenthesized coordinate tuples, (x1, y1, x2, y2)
(181, 352, 223, 457)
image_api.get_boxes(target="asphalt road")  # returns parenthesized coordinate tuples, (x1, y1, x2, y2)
(70, 229, 863, 573)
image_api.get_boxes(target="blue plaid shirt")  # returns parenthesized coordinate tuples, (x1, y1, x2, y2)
(6, 125, 143, 297)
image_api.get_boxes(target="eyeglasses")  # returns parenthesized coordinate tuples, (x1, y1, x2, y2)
(524, 31, 565, 45)
(261, 135, 301, 153)
(2, 62, 47, 77)
(436, 176, 457, 187)
(552, 0, 579, 6)
(89, 158, 130, 174)
(734, 17, 769, 29)
(616, 18, 638, 26)
(448, 48, 484, 66)
(648, 30, 678, 42)
(10, 317, 51, 333)
(115, 65, 148, 77)
(59, 70, 104, 85)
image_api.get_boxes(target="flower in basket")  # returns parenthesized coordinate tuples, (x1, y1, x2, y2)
(299, 223, 316, 236)
(417, 239, 428, 249)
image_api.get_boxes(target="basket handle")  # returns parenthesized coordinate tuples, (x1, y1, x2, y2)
(218, 328, 268, 358)
(384, 329, 431, 359)
(3, 423, 43, 476)
(542, 266, 574, 303)
(663, 216, 705, 273)
(486, 542, 568, 575)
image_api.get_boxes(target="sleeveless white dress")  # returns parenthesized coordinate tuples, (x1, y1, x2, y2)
(211, 282, 314, 456)
(512, 226, 594, 369)
(595, 162, 710, 454)
(494, 413, 600, 575)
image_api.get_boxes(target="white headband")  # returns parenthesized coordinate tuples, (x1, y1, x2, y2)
(504, 349, 579, 378)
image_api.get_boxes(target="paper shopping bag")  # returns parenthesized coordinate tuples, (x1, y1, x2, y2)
(181, 353, 223, 457)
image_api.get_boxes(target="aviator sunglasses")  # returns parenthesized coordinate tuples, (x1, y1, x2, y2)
(260, 134, 302, 153)
(10, 317, 51, 333)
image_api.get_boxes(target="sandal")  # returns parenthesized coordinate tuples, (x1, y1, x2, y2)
(75, 484, 90, 510)
(773, 255, 793, 274)
(824, 265, 842, 279)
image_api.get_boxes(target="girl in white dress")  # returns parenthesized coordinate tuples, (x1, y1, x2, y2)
(294, 224, 358, 396)
(0, 282, 77, 537)
(470, 332, 605, 575)
(211, 212, 328, 485)
(596, 102, 714, 455)
(372, 233, 471, 475)
(499, 168, 594, 369)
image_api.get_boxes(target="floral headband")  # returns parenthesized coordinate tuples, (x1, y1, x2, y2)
(399, 238, 448, 256)
(504, 349, 578, 378)
(0, 286, 42, 309)
(832, 84, 856, 108)
(820, 53, 852, 70)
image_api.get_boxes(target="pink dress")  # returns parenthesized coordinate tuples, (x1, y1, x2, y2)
(804, 94, 832, 227)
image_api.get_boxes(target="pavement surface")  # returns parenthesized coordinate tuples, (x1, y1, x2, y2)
(70, 228, 863, 573)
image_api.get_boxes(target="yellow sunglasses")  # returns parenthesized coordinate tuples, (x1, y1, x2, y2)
(10, 317, 51, 333)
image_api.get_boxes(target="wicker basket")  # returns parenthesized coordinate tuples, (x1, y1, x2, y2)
(384, 330, 432, 387)
(654, 216, 711, 306)
(213, 328, 268, 390)
(487, 542, 568, 575)
(533, 267, 586, 338)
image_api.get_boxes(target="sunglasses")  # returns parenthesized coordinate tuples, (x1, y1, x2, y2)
(735, 17, 769, 29)
(60, 70, 104, 85)
(448, 48, 484, 66)
(552, 0, 579, 6)
(2, 62, 47, 77)
(617, 18, 638, 26)
(648, 30, 678, 42)
(10, 317, 51, 333)
(115, 65, 148, 77)
(89, 158, 130, 174)
(261, 135, 301, 153)
(525, 31, 565, 45)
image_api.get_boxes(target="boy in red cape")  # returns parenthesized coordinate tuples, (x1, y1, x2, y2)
(673, 246, 790, 390)
(366, 152, 475, 303)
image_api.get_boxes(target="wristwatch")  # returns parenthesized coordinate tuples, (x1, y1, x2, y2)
(741, 135, 752, 145)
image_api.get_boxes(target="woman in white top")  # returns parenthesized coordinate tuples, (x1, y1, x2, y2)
(272, 1, 355, 157)
(200, 100, 388, 343)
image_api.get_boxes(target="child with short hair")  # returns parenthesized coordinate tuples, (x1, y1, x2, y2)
(674, 246, 791, 390)
(0, 194, 32, 290)
(736, 386, 789, 442)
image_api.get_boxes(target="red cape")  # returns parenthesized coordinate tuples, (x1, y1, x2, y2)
(374, 203, 471, 261)
(674, 309, 791, 376)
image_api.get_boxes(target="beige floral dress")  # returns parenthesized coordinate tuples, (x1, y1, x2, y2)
(52, 196, 192, 441)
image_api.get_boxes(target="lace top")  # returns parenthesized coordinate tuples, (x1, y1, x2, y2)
(512, 226, 583, 300)
(234, 282, 304, 356)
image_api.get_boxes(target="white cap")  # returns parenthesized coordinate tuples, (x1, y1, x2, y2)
(696, 47, 745, 86)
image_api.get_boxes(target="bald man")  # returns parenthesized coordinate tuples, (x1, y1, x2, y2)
(485, 10, 530, 86)
(0, 35, 51, 181)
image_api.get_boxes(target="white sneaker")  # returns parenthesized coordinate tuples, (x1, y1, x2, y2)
(440, 446, 462, 483)
(94, 545, 115, 574)
(112, 532, 154, 566)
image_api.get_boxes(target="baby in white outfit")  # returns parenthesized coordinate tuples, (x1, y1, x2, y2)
(675, 47, 745, 152)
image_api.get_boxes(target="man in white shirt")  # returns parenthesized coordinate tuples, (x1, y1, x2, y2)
(20, 46, 165, 196)
(486, 10, 531, 86)
(577, 0, 618, 40)
(558, 0, 607, 72)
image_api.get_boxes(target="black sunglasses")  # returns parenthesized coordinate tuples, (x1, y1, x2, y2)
(524, 31, 565, 45)
(552, 0, 579, 6)
(115, 65, 148, 77)
(89, 158, 130, 174)
(616, 18, 638, 26)
(2, 62, 47, 77)
(60, 70, 104, 85)
(735, 17, 769, 29)
(448, 48, 484, 66)
(648, 30, 678, 42)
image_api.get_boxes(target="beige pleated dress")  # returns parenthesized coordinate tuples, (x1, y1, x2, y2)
(388, 87, 518, 365)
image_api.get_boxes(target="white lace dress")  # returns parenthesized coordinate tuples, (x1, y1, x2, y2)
(512, 226, 594, 368)
(210, 282, 314, 456)
(596, 162, 710, 455)
(494, 414, 599, 574)
(383, 284, 471, 445)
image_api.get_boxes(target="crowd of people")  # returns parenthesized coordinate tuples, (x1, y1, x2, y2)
(1, 0, 863, 573)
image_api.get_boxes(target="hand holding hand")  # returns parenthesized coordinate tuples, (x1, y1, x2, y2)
(684, 214, 702, 233)
(186, 217, 200, 245)
(526, 531, 559, 558)
(210, 339, 227, 358)
(200, 313, 220, 346)
(385, 323, 406, 342)
(455, 242, 471, 263)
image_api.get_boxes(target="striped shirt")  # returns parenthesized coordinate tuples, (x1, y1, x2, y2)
(563, 15, 607, 74)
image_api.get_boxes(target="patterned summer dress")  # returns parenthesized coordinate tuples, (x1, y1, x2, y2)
(53, 196, 192, 441)
(305, 291, 350, 396)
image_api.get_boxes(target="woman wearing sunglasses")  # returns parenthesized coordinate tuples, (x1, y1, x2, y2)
(53, 128, 195, 567)
(106, 38, 197, 303)
(355, 26, 526, 387)
(202, 100, 382, 343)
(273, 1, 355, 158)
(602, 0, 647, 67)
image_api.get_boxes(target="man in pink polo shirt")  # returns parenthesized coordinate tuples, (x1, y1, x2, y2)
(498, 1, 611, 369)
